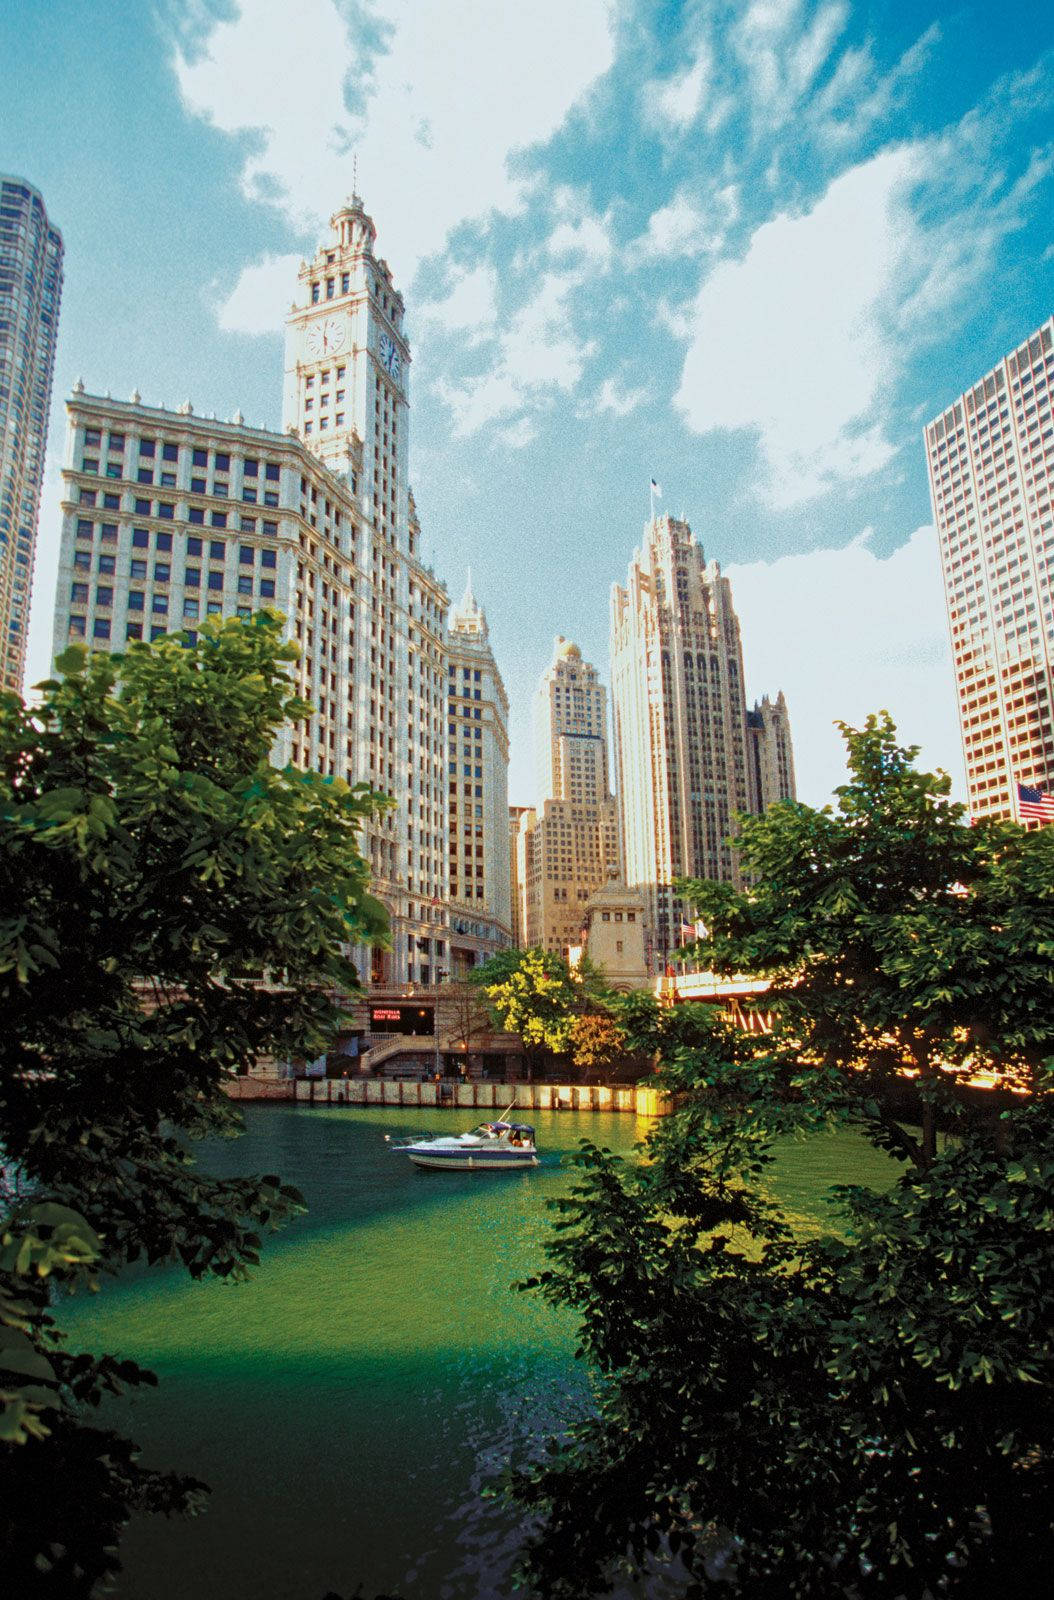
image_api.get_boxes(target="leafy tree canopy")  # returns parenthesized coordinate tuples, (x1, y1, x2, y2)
(507, 718, 1054, 1598)
(0, 616, 389, 1595)
(471, 948, 612, 1066)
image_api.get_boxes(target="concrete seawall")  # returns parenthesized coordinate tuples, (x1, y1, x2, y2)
(225, 1076, 671, 1116)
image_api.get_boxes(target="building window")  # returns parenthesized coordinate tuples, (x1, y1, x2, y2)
(239, 545, 254, 565)
(76, 518, 93, 538)
(211, 511, 228, 529)
(191, 476, 206, 493)
(183, 598, 199, 619)
(96, 586, 113, 608)
(214, 452, 230, 472)
(128, 591, 145, 611)
(263, 491, 278, 507)
(139, 439, 156, 458)
(126, 622, 143, 641)
(154, 563, 170, 583)
(70, 582, 88, 604)
(265, 462, 280, 482)
(261, 547, 277, 569)
(69, 615, 87, 638)
(192, 447, 207, 468)
(134, 497, 151, 515)
(152, 594, 168, 614)
(155, 531, 173, 552)
(132, 528, 148, 549)
(208, 570, 224, 591)
(186, 536, 202, 556)
(84, 428, 101, 447)
(93, 618, 111, 640)
(103, 493, 120, 510)
(238, 575, 253, 595)
(73, 550, 91, 570)
(259, 579, 275, 599)
(162, 442, 178, 463)
(244, 458, 258, 477)
(188, 506, 205, 525)
(311, 283, 320, 303)
(210, 540, 225, 560)
(184, 567, 200, 588)
(158, 501, 174, 520)
(137, 469, 153, 485)
(151, 626, 166, 640)
(98, 554, 116, 575)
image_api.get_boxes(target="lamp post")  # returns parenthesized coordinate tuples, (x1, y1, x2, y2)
(433, 966, 448, 1084)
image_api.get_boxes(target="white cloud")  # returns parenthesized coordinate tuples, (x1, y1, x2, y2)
(213, 251, 302, 335)
(732, 0, 849, 132)
(416, 264, 499, 342)
(590, 377, 649, 417)
(632, 184, 739, 261)
(728, 525, 964, 807)
(644, 44, 712, 132)
(173, 0, 616, 288)
(675, 144, 921, 505)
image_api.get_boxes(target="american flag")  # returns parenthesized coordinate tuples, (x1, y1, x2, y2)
(1017, 783, 1054, 823)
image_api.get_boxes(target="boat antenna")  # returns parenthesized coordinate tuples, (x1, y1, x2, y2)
(497, 1098, 517, 1122)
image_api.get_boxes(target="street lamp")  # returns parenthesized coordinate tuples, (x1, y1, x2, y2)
(433, 966, 448, 1084)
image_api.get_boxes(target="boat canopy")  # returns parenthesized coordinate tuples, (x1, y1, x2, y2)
(485, 1121, 536, 1134)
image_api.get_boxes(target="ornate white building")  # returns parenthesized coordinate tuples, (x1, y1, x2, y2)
(444, 576, 512, 970)
(50, 195, 509, 986)
(611, 514, 795, 968)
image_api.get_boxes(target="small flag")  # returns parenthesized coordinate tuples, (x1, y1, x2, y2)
(650, 478, 662, 496)
(679, 921, 693, 941)
(1017, 782, 1054, 823)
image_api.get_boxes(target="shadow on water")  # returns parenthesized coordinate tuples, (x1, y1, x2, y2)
(57, 1107, 899, 1600)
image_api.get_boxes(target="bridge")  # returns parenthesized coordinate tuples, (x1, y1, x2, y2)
(653, 969, 774, 1033)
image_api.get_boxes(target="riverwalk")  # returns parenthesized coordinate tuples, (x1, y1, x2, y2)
(225, 1074, 672, 1115)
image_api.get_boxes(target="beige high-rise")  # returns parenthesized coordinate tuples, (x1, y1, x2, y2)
(926, 316, 1054, 823)
(611, 514, 795, 966)
(519, 638, 620, 957)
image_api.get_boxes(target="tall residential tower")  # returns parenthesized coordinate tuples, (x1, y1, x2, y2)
(611, 513, 795, 966)
(0, 176, 63, 691)
(926, 316, 1054, 823)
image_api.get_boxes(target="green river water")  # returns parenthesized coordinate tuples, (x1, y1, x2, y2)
(58, 1106, 901, 1600)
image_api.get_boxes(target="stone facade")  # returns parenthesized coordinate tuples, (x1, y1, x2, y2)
(746, 691, 796, 811)
(610, 514, 795, 969)
(926, 316, 1054, 823)
(0, 176, 62, 691)
(520, 637, 621, 958)
(49, 195, 510, 987)
(444, 576, 513, 972)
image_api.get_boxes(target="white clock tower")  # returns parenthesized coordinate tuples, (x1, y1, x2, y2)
(282, 194, 411, 555)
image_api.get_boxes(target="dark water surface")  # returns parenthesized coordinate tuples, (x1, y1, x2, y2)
(59, 1106, 899, 1600)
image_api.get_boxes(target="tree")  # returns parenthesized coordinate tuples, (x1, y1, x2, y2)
(0, 615, 389, 1596)
(505, 719, 1054, 1597)
(471, 948, 612, 1078)
(443, 979, 494, 1073)
(684, 713, 1054, 1164)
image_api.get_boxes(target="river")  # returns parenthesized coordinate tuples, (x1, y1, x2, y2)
(58, 1105, 900, 1600)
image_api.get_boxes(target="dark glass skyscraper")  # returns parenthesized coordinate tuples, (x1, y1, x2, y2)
(0, 176, 63, 691)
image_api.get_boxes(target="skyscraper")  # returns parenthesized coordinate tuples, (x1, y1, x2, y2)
(50, 194, 511, 984)
(926, 316, 1054, 823)
(520, 638, 621, 957)
(0, 176, 63, 691)
(444, 575, 512, 972)
(610, 513, 795, 966)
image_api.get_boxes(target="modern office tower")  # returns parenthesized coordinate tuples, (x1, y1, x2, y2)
(444, 575, 513, 972)
(747, 692, 796, 811)
(51, 195, 469, 987)
(926, 316, 1054, 824)
(521, 638, 621, 958)
(0, 176, 63, 691)
(611, 513, 795, 967)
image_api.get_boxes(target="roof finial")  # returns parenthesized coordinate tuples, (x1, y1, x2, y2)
(352, 151, 358, 201)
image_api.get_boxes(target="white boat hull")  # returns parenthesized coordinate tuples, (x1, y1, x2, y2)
(406, 1149, 539, 1170)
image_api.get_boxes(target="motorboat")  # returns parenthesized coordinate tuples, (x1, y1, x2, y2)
(390, 1120, 539, 1171)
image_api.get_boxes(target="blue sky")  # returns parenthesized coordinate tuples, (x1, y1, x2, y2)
(5, 0, 1054, 805)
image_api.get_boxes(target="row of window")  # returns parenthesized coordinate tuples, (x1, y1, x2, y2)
(72, 570, 277, 605)
(79, 462, 281, 507)
(83, 431, 281, 480)
(75, 523, 279, 565)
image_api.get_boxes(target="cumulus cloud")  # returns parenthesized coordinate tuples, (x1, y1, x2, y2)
(673, 106, 1054, 507)
(633, 184, 739, 261)
(590, 377, 649, 417)
(728, 525, 963, 808)
(213, 251, 302, 335)
(675, 145, 920, 505)
(416, 264, 500, 342)
(643, 44, 712, 132)
(173, 0, 616, 289)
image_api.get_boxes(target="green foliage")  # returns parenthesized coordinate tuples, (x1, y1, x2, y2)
(0, 616, 389, 1595)
(681, 713, 1054, 1162)
(471, 947, 612, 1070)
(506, 719, 1054, 1597)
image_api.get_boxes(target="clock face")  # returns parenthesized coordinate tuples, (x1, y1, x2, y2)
(379, 332, 401, 381)
(306, 317, 346, 358)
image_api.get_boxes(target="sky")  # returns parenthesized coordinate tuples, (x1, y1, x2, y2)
(5, 0, 1054, 807)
